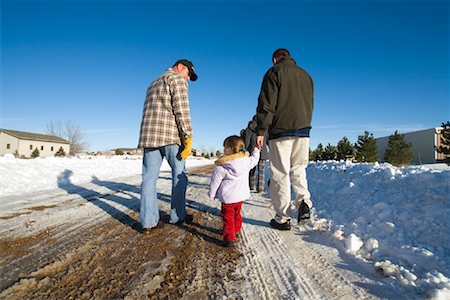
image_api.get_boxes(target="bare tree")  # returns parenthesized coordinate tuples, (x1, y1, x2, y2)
(46, 120, 88, 155)
(46, 120, 64, 138)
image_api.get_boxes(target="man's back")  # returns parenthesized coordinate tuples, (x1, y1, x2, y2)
(138, 68, 192, 149)
(257, 57, 313, 137)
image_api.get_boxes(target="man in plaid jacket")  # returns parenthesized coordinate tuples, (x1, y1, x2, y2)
(138, 59, 198, 233)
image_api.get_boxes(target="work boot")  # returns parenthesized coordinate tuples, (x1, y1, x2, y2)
(298, 201, 311, 222)
(269, 219, 291, 231)
(223, 240, 235, 248)
(175, 214, 194, 225)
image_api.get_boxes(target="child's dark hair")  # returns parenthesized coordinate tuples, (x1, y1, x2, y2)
(223, 135, 245, 154)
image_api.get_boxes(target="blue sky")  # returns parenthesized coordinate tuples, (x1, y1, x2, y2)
(1, 0, 448, 152)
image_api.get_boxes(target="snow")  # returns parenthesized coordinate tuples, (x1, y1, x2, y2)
(0, 153, 209, 197)
(1, 154, 449, 298)
(345, 233, 364, 254)
(307, 160, 450, 298)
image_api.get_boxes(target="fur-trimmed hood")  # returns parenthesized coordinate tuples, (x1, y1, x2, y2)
(214, 151, 251, 177)
(215, 151, 249, 165)
(208, 148, 260, 204)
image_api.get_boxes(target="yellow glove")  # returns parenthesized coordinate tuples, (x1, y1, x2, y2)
(180, 136, 193, 159)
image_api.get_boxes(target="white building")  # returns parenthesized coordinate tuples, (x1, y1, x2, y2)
(376, 128, 445, 165)
(0, 129, 70, 158)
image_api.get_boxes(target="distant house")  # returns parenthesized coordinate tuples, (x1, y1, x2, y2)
(375, 128, 445, 164)
(0, 129, 70, 158)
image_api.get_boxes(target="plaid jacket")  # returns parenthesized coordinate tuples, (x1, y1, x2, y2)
(138, 68, 193, 148)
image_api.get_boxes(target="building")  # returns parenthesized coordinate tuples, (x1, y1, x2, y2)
(375, 128, 445, 165)
(0, 129, 71, 158)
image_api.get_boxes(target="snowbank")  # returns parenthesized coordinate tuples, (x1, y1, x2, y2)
(308, 161, 450, 297)
(0, 154, 212, 197)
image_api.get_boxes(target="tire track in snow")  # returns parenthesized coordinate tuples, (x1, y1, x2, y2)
(284, 228, 375, 300)
(240, 216, 321, 299)
(239, 195, 376, 299)
(1, 164, 378, 299)
(239, 233, 273, 299)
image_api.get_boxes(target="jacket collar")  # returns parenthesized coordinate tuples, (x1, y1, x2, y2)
(276, 57, 297, 66)
(215, 151, 249, 166)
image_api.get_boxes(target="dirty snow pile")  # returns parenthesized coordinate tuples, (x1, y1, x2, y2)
(307, 161, 450, 299)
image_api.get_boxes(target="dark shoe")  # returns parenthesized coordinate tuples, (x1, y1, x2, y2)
(142, 222, 164, 234)
(223, 240, 235, 248)
(269, 219, 291, 231)
(175, 214, 194, 225)
(298, 201, 311, 221)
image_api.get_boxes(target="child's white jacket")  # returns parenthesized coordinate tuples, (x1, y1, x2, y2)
(208, 148, 260, 204)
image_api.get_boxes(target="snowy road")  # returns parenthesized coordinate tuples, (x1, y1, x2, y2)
(1, 165, 400, 299)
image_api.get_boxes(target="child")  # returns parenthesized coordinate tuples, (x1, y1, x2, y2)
(208, 135, 260, 247)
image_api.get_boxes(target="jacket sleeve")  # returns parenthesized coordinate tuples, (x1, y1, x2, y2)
(256, 69, 278, 136)
(208, 166, 225, 200)
(248, 148, 261, 170)
(170, 75, 193, 138)
(244, 128, 255, 151)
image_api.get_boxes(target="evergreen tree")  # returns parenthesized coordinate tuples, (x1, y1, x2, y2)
(55, 147, 66, 157)
(384, 130, 414, 167)
(322, 143, 337, 161)
(337, 137, 355, 161)
(31, 148, 40, 158)
(311, 143, 324, 161)
(309, 147, 314, 161)
(437, 121, 450, 165)
(355, 131, 378, 162)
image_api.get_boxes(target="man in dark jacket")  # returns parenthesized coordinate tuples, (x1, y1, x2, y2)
(256, 49, 314, 230)
(242, 115, 269, 193)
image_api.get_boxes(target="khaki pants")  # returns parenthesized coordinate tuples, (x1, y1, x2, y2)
(269, 136, 312, 223)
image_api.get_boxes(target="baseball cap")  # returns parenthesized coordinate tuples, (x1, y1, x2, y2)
(174, 59, 198, 81)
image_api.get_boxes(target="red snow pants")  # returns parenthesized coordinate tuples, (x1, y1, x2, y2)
(221, 201, 243, 241)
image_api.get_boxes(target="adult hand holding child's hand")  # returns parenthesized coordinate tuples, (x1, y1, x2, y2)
(256, 135, 264, 150)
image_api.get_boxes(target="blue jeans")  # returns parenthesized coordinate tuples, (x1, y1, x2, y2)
(140, 144, 187, 228)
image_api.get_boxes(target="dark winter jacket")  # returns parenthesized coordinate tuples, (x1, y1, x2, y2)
(242, 119, 269, 160)
(256, 57, 314, 139)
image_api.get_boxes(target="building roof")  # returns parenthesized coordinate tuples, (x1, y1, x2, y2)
(0, 129, 70, 144)
(375, 128, 439, 140)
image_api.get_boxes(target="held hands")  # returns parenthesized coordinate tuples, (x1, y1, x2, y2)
(180, 136, 193, 159)
(256, 135, 264, 150)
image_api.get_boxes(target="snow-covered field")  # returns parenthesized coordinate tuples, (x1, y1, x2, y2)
(0, 154, 211, 196)
(1, 154, 449, 298)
